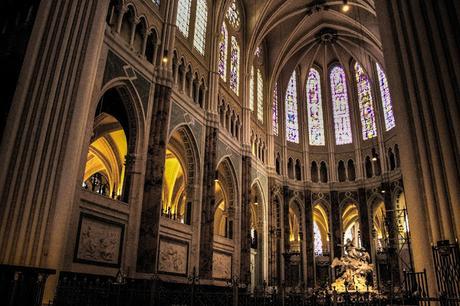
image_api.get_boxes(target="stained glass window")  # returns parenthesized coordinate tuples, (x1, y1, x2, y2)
(249, 66, 254, 111)
(273, 82, 279, 136)
(218, 23, 228, 81)
(193, 0, 208, 55)
(226, 0, 240, 29)
(254, 46, 261, 57)
(286, 71, 299, 143)
(376, 63, 396, 131)
(230, 36, 240, 95)
(257, 69, 264, 122)
(307, 68, 325, 146)
(354, 62, 377, 140)
(330, 66, 352, 145)
(176, 0, 191, 37)
(314, 222, 323, 256)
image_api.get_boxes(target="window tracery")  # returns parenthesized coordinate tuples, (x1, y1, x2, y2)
(354, 62, 377, 140)
(230, 36, 240, 95)
(257, 69, 264, 122)
(273, 82, 279, 136)
(193, 0, 208, 54)
(330, 66, 352, 145)
(249, 66, 254, 111)
(218, 23, 228, 81)
(286, 71, 299, 143)
(306, 68, 325, 146)
(376, 63, 396, 131)
(226, 0, 241, 30)
(176, 0, 191, 37)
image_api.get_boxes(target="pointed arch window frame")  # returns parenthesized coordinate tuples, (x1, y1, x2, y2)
(354, 62, 377, 140)
(330, 65, 353, 145)
(286, 70, 300, 144)
(306, 67, 325, 146)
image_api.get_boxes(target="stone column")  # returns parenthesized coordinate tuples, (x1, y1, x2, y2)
(136, 83, 172, 273)
(304, 190, 315, 287)
(330, 191, 342, 259)
(357, 188, 371, 254)
(382, 181, 401, 287)
(239, 155, 252, 284)
(375, 0, 460, 292)
(198, 125, 218, 279)
(0, 0, 108, 301)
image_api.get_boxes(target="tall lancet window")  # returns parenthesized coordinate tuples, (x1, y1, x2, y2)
(273, 82, 279, 136)
(176, 0, 192, 37)
(330, 66, 352, 145)
(257, 69, 264, 122)
(230, 36, 240, 95)
(376, 63, 396, 131)
(306, 68, 325, 146)
(286, 71, 299, 143)
(218, 23, 228, 81)
(193, 0, 208, 54)
(354, 62, 377, 140)
(249, 66, 254, 111)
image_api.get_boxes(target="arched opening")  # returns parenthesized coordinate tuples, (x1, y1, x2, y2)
(249, 183, 264, 291)
(82, 88, 132, 202)
(213, 159, 237, 240)
(365, 156, 373, 178)
(311, 161, 319, 183)
(120, 6, 134, 43)
(320, 161, 328, 183)
(295, 159, 302, 180)
(214, 180, 231, 237)
(313, 203, 330, 287)
(342, 203, 361, 249)
(394, 144, 400, 168)
(133, 19, 145, 54)
(347, 159, 356, 181)
(287, 201, 302, 287)
(275, 153, 281, 175)
(161, 128, 197, 225)
(145, 31, 157, 63)
(287, 158, 294, 179)
(388, 148, 396, 170)
(337, 160, 346, 182)
(373, 201, 387, 253)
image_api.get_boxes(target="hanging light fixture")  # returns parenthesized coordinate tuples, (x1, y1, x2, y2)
(341, 0, 350, 13)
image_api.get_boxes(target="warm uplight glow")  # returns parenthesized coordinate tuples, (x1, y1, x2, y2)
(372, 156, 378, 161)
(162, 57, 168, 63)
(342, 4, 350, 12)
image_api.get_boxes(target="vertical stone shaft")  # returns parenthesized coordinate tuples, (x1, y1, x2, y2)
(330, 191, 342, 259)
(198, 125, 218, 279)
(136, 84, 172, 273)
(239, 155, 252, 283)
(304, 190, 315, 287)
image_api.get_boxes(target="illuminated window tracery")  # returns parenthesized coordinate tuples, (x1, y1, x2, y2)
(330, 66, 352, 145)
(354, 62, 377, 140)
(257, 69, 264, 122)
(226, 0, 240, 29)
(273, 82, 279, 136)
(230, 36, 240, 95)
(286, 71, 299, 143)
(193, 0, 208, 54)
(306, 68, 325, 146)
(176, 0, 191, 37)
(249, 66, 254, 111)
(218, 23, 228, 81)
(376, 63, 396, 131)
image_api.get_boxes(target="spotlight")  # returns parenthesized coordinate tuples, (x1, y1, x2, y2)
(342, 0, 350, 12)
(381, 190, 386, 194)
(162, 56, 168, 63)
(372, 156, 378, 162)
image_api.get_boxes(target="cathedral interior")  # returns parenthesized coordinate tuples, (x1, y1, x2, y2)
(0, 0, 459, 305)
